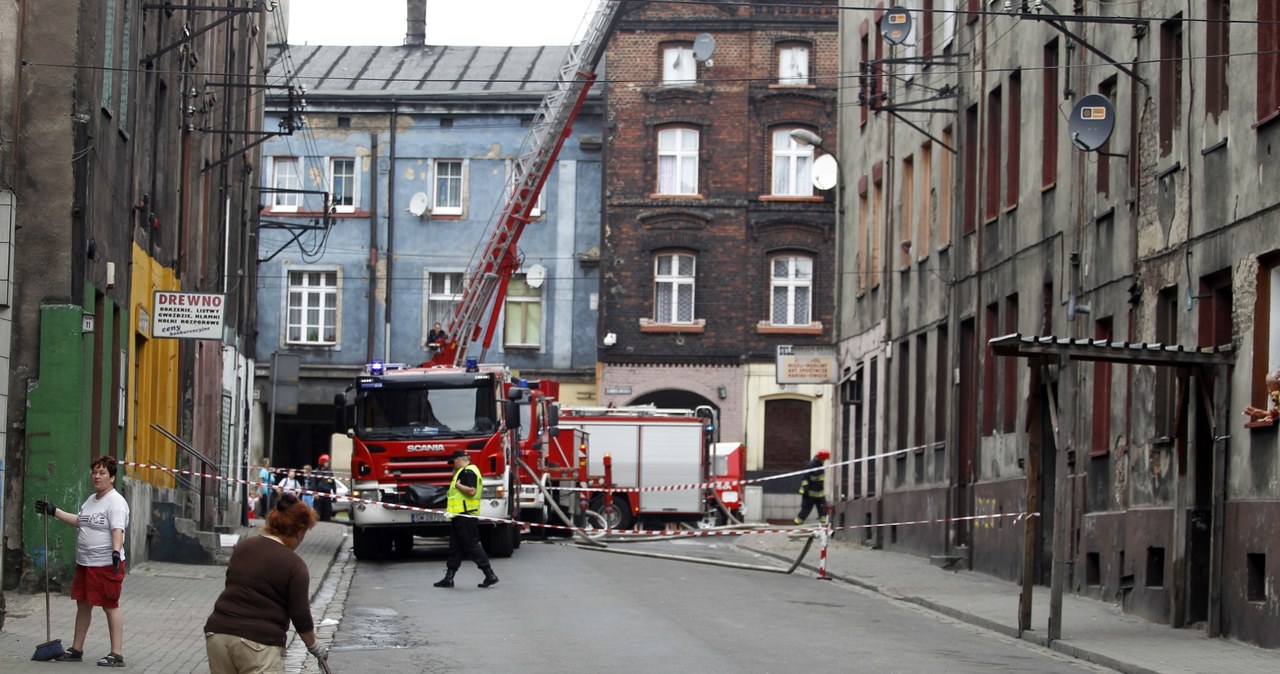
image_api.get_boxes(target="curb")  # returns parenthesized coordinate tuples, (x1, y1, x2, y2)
(739, 542, 1146, 674)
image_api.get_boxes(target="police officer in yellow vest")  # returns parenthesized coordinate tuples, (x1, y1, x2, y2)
(434, 450, 500, 588)
(794, 448, 830, 525)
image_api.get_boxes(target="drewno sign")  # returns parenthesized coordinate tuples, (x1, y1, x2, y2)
(152, 291, 225, 339)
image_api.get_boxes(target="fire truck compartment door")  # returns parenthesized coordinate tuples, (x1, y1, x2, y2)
(637, 423, 704, 514)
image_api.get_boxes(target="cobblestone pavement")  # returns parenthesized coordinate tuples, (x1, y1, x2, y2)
(0, 521, 349, 673)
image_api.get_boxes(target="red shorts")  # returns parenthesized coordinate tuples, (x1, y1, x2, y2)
(71, 563, 125, 608)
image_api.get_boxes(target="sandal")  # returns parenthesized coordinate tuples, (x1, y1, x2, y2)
(55, 647, 83, 662)
(96, 652, 126, 667)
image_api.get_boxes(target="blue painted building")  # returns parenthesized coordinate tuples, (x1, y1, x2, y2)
(255, 41, 603, 469)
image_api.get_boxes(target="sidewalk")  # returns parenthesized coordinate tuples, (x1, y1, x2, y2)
(739, 532, 1280, 674)
(0, 521, 350, 673)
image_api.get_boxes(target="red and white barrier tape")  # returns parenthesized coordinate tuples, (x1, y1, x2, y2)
(123, 460, 1038, 540)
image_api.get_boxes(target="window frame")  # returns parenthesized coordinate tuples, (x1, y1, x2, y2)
(503, 273, 544, 349)
(771, 127, 815, 197)
(656, 126, 700, 196)
(769, 254, 814, 327)
(662, 43, 696, 87)
(329, 157, 358, 213)
(432, 159, 464, 215)
(272, 157, 302, 212)
(424, 271, 463, 348)
(653, 251, 697, 324)
(777, 42, 811, 86)
(285, 269, 339, 346)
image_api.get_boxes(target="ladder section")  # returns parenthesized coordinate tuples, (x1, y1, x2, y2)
(442, 0, 624, 365)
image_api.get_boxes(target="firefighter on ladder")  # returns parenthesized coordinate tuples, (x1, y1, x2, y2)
(794, 448, 830, 525)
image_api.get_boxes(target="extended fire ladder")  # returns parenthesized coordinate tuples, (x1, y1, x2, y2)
(432, 0, 624, 366)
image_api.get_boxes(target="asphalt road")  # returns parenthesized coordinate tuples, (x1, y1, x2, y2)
(325, 535, 1112, 674)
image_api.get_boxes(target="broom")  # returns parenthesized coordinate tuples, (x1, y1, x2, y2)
(32, 496, 65, 661)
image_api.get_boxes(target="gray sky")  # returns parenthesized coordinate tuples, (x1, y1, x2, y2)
(289, 0, 600, 46)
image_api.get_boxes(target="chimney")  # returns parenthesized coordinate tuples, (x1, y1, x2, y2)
(406, 0, 426, 46)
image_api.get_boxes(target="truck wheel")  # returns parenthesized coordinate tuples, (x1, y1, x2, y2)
(482, 523, 517, 558)
(590, 495, 633, 530)
(352, 526, 377, 560)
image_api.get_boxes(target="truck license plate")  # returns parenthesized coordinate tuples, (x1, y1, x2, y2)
(411, 511, 446, 523)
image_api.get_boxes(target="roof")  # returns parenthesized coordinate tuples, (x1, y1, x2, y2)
(989, 333, 1234, 367)
(266, 44, 572, 99)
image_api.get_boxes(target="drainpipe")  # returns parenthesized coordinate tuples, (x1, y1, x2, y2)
(367, 131, 379, 363)
(385, 104, 398, 362)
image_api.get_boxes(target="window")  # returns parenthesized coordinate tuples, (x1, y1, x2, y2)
(771, 128, 814, 197)
(1003, 294, 1019, 433)
(985, 86, 1002, 222)
(901, 154, 914, 269)
(857, 186, 868, 294)
(1091, 317, 1114, 455)
(272, 158, 302, 211)
(330, 158, 356, 212)
(1205, 1, 1230, 121)
(1159, 16, 1184, 156)
(286, 270, 338, 345)
(1043, 39, 1059, 187)
(432, 159, 463, 215)
(1251, 259, 1280, 411)
(872, 170, 883, 288)
(662, 44, 695, 87)
(426, 272, 463, 343)
(770, 255, 813, 326)
(860, 31, 871, 126)
(778, 43, 810, 85)
(983, 302, 998, 435)
(506, 162, 546, 218)
(963, 105, 979, 234)
(1258, 3, 1280, 123)
(1006, 71, 1021, 209)
(657, 127, 699, 195)
(1097, 77, 1117, 197)
(654, 252, 695, 324)
(918, 142, 932, 259)
(938, 126, 953, 249)
(503, 274, 543, 348)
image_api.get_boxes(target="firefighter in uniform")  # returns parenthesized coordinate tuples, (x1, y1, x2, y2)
(434, 450, 500, 588)
(794, 448, 830, 525)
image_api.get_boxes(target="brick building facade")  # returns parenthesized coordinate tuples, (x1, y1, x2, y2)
(599, 1, 838, 513)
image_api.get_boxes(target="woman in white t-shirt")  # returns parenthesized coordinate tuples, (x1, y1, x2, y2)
(34, 455, 130, 667)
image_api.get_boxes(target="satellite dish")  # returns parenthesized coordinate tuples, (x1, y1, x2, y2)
(692, 34, 716, 63)
(812, 154, 839, 191)
(880, 6, 913, 45)
(526, 264, 546, 289)
(407, 192, 429, 216)
(1068, 93, 1116, 152)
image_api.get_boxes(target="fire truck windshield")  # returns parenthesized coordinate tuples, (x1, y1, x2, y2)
(356, 379, 498, 440)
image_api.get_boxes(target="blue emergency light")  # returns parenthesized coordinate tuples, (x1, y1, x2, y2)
(465, 357, 479, 372)
(369, 360, 385, 375)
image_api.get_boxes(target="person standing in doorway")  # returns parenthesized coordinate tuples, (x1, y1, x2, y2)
(794, 448, 830, 525)
(34, 455, 130, 667)
(257, 458, 276, 518)
(434, 450, 499, 589)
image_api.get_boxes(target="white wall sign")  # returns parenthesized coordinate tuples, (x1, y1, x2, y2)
(152, 291, 225, 339)
(776, 345, 839, 385)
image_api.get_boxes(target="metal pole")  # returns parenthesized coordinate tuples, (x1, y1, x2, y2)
(268, 352, 278, 473)
(1045, 362, 1069, 641)
(1019, 361, 1045, 634)
(1208, 363, 1229, 637)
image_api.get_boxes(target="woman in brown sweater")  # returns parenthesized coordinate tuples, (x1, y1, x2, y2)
(204, 492, 328, 673)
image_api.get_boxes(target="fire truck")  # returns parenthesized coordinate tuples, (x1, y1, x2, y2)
(554, 406, 747, 530)
(334, 1, 622, 559)
(335, 360, 572, 559)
